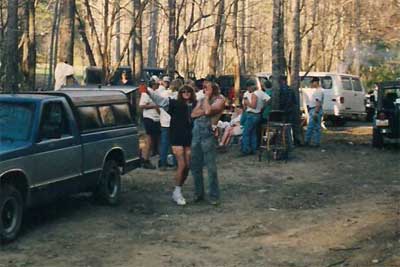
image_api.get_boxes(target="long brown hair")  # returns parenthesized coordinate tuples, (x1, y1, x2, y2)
(177, 85, 196, 104)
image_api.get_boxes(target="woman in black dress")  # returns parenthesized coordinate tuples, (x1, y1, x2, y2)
(146, 84, 196, 205)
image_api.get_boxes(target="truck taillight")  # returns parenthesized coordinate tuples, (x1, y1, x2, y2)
(377, 112, 386, 120)
(340, 97, 344, 104)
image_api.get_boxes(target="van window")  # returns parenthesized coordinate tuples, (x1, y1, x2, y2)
(78, 106, 102, 131)
(321, 77, 333, 89)
(352, 78, 363, 92)
(342, 77, 352, 90)
(300, 76, 332, 89)
(112, 104, 133, 125)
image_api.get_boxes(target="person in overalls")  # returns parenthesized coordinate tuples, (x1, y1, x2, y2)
(305, 77, 324, 147)
(191, 81, 225, 205)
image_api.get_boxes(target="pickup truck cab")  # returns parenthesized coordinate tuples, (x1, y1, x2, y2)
(0, 90, 140, 242)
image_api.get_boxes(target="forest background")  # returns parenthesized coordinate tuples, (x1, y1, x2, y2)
(0, 0, 399, 93)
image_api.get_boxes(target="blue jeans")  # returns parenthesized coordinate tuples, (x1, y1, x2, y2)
(305, 109, 323, 145)
(241, 112, 261, 154)
(191, 126, 219, 200)
(159, 127, 170, 167)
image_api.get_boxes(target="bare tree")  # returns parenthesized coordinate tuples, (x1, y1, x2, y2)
(209, 0, 225, 76)
(3, 0, 19, 93)
(47, 0, 61, 89)
(232, 0, 241, 104)
(271, 0, 283, 109)
(58, 0, 75, 64)
(167, 0, 176, 78)
(147, 0, 159, 67)
(21, 0, 36, 90)
(133, 0, 144, 81)
(290, 0, 301, 144)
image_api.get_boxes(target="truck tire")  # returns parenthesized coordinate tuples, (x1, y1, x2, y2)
(0, 184, 23, 243)
(372, 128, 384, 148)
(94, 160, 121, 205)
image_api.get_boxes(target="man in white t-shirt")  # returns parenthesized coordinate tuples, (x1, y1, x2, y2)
(139, 76, 161, 169)
(156, 78, 174, 170)
(241, 79, 269, 155)
(305, 77, 324, 147)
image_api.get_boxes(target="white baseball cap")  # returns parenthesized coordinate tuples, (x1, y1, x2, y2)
(150, 75, 160, 82)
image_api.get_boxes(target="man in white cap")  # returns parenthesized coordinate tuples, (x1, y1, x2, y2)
(162, 76, 171, 90)
(139, 75, 161, 169)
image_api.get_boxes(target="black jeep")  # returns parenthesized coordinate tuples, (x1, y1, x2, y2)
(372, 81, 400, 148)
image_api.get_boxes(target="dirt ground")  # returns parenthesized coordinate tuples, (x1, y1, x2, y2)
(1, 122, 399, 267)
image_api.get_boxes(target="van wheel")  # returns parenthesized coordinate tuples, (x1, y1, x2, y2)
(94, 160, 121, 205)
(372, 128, 383, 148)
(0, 184, 23, 243)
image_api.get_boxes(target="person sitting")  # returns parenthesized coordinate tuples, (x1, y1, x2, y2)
(218, 107, 243, 150)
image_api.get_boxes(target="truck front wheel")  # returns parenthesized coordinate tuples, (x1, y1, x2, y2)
(94, 160, 121, 205)
(0, 184, 23, 243)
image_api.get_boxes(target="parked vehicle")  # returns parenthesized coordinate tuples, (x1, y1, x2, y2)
(0, 90, 140, 242)
(258, 72, 367, 124)
(372, 81, 400, 148)
(299, 72, 366, 124)
(365, 89, 377, 122)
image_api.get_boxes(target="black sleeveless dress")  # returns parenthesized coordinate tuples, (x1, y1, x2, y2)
(168, 100, 195, 146)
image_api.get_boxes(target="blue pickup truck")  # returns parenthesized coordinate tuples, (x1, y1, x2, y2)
(0, 90, 140, 242)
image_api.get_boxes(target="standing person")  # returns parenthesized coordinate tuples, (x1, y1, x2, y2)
(139, 76, 161, 169)
(191, 81, 225, 205)
(241, 79, 268, 155)
(156, 77, 174, 170)
(279, 75, 298, 147)
(305, 77, 324, 147)
(146, 85, 197, 205)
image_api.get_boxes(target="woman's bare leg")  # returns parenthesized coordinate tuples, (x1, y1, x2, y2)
(172, 146, 186, 186)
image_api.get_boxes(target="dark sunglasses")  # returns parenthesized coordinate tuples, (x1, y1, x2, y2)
(181, 90, 191, 93)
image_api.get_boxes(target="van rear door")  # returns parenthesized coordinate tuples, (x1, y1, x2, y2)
(340, 76, 354, 115)
(350, 77, 366, 115)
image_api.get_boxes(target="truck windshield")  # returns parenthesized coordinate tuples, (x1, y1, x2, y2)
(0, 102, 35, 143)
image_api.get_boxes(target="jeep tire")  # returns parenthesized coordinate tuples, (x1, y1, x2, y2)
(94, 160, 121, 205)
(372, 128, 384, 148)
(0, 184, 23, 243)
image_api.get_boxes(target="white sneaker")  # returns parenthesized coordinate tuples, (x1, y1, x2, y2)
(172, 191, 186, 206)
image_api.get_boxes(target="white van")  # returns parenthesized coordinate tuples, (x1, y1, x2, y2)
(257, 72, 366, 123)
(299, 72, 366, 123)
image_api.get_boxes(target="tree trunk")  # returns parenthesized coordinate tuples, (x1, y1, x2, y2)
(114, 0, 121, 64)
(167, 0, 176, 78)
(21, 0, 36, 90)
(147, 0, 158, 67)
(4, 0, 19, 93)
(209, 0, 224, 76)
(304, 0, 318, 70)
(352, 0, 361, 75)
(271, 0, 282, 110)
(76, 9, 96, 66)
(58, 0, 75, 64)
(278, 0, 286, 74)
(47, 0, 61, 90)
(240, 0, 246, 73)
(232, 0, 241, 104)
(132, 0, 143, 82)
(290, 0, 301, 144)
